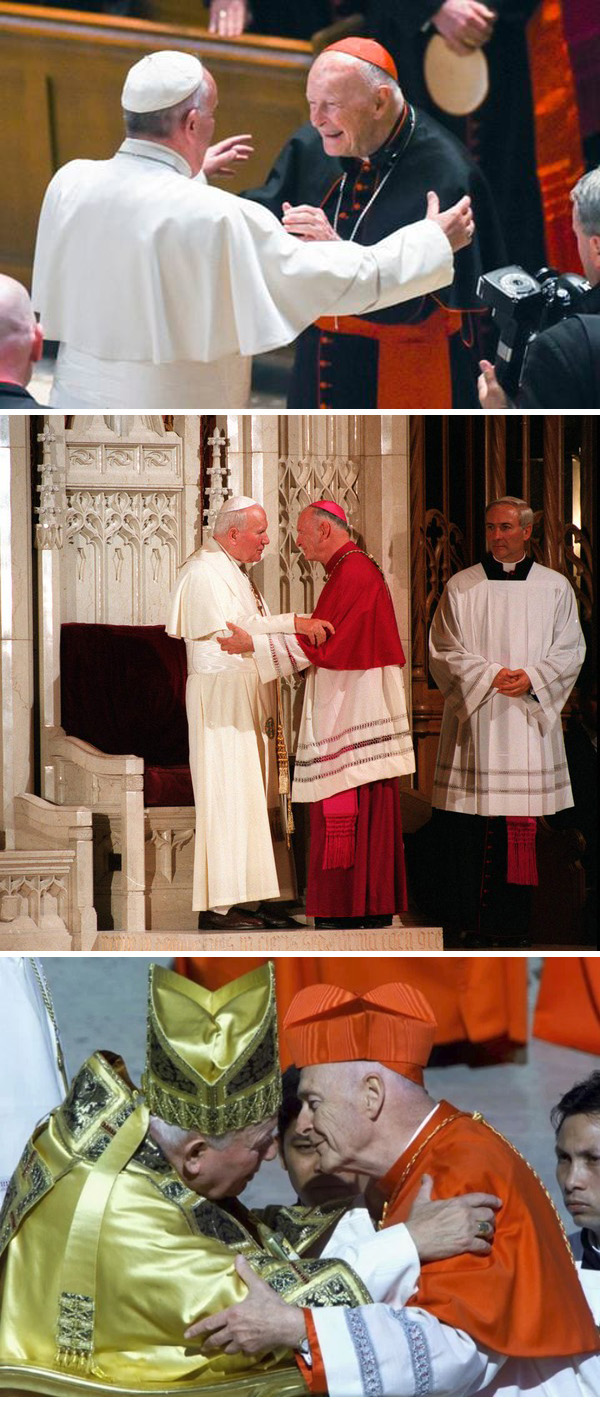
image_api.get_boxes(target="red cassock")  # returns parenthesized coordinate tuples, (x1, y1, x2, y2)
(293, 542, 409, 919)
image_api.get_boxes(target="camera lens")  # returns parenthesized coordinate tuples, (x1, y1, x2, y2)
(499, 272, 537, 296)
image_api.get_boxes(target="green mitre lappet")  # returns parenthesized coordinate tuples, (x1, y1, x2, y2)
(0, 962, 369, 1397)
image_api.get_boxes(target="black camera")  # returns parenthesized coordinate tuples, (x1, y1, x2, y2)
(477, 265, 591, 397)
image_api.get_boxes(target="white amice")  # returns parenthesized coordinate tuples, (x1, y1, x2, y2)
(429, 562, 586, 816)
(0, 958, 67, 1195)
(32, 140, 454, 409)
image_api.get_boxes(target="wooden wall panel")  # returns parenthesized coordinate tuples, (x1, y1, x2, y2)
(0, 3, 312, 285)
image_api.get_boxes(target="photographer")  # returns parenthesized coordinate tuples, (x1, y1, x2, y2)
(478, 168, 600, 408)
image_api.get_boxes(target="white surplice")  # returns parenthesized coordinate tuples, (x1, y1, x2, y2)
(32, 139, 454, 409)
(429, 562, 586, 816)
(569, 1230, 600, 1326)
(166, 540, 295, 912)
(0, 959, 66, 1196)
(246, 624, 416, 802)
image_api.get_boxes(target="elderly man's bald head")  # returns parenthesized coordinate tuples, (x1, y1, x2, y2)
(0, 276, 43, 386)
(307, 50, 404, 160)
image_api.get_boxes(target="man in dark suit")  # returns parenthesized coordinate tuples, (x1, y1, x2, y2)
(0, 276, 45, 407)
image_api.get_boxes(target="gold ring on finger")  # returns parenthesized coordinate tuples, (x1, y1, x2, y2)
(477, 1219, 491, 1235)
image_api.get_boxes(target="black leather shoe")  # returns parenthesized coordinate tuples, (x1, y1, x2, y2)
(198, 908, 267, 931)
(256, 905, 305, 930)
(314, 918, 351, 930)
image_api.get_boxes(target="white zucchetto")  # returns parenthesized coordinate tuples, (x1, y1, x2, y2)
(121, 51, 205, 114)
(224, 496, 261, 512)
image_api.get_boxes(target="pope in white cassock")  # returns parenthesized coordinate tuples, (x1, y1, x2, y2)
(0, 959, 67, 1198)
(166, 496, 336, 930)
(31, 49, 475, 409)
(427, 495, 586, 942)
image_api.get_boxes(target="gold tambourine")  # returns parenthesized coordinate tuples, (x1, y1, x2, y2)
(424, 33, 489, 115)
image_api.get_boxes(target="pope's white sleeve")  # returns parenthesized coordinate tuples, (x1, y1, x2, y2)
(236, 612, 297, 635)
(332, 219, 454, 316)
(312, 1303, 507, 1397)
(252, 632, 310, 682)
(324, 1212, 421, 1307)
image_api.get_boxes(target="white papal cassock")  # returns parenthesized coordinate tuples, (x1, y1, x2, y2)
(31, 139, 454, 409)
(166, 539, 296, 912)
(0, 959, 67, 1197)
(429, 562, 586, 816)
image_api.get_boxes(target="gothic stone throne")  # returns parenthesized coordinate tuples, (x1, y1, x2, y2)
(47, 624, 196, 933)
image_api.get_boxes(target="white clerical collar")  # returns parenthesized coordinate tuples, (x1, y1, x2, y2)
(117, 138, 192, 179)
(492, 553, 526, 573)
(403, 1102, 439, 1154)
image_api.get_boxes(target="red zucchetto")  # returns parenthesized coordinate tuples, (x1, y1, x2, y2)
(311, 499, 348, 523)
(322, 38, 398, 82)
(283, 982, 437, 1085)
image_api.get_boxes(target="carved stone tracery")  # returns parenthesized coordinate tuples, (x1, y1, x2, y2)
(278, 455, 361, 614)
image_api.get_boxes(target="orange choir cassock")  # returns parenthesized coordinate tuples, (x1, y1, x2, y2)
(175, 957, 528, 1064)
(300, 1098, 600, 1391)
(374, 1100, 598, 1354)
(527, 0, 585, 269)
(533, 957, 600, 1054)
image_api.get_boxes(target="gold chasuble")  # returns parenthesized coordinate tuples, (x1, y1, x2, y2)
(0, 966, 369, 1396)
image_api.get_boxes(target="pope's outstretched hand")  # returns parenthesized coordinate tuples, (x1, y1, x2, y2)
(219, 617, 335, 653)
(185, 1255, 305, 1354)
(203, 134, 254, 179)
(427, 190, 475, 251)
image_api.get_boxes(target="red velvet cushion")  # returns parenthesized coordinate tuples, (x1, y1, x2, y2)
(145, 765, 195, 807)
(60, 623, 193, 807)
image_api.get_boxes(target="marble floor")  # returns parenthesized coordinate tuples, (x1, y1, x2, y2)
(41, 953, 599, 1230)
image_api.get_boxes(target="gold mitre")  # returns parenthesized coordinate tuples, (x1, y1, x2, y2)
(142, 963, 282, 1135)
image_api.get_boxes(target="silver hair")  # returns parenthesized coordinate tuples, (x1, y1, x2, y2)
(124, 80, 209, 139)
(486, 496, 534, 528)
(149, 1114, 236, 1155)
(213, 506, 252, 536)
(313, 49, 402, 98)
(571, 167, 600, 237)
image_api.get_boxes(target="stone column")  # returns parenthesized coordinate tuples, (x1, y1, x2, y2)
(0, 415, 35, 846)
